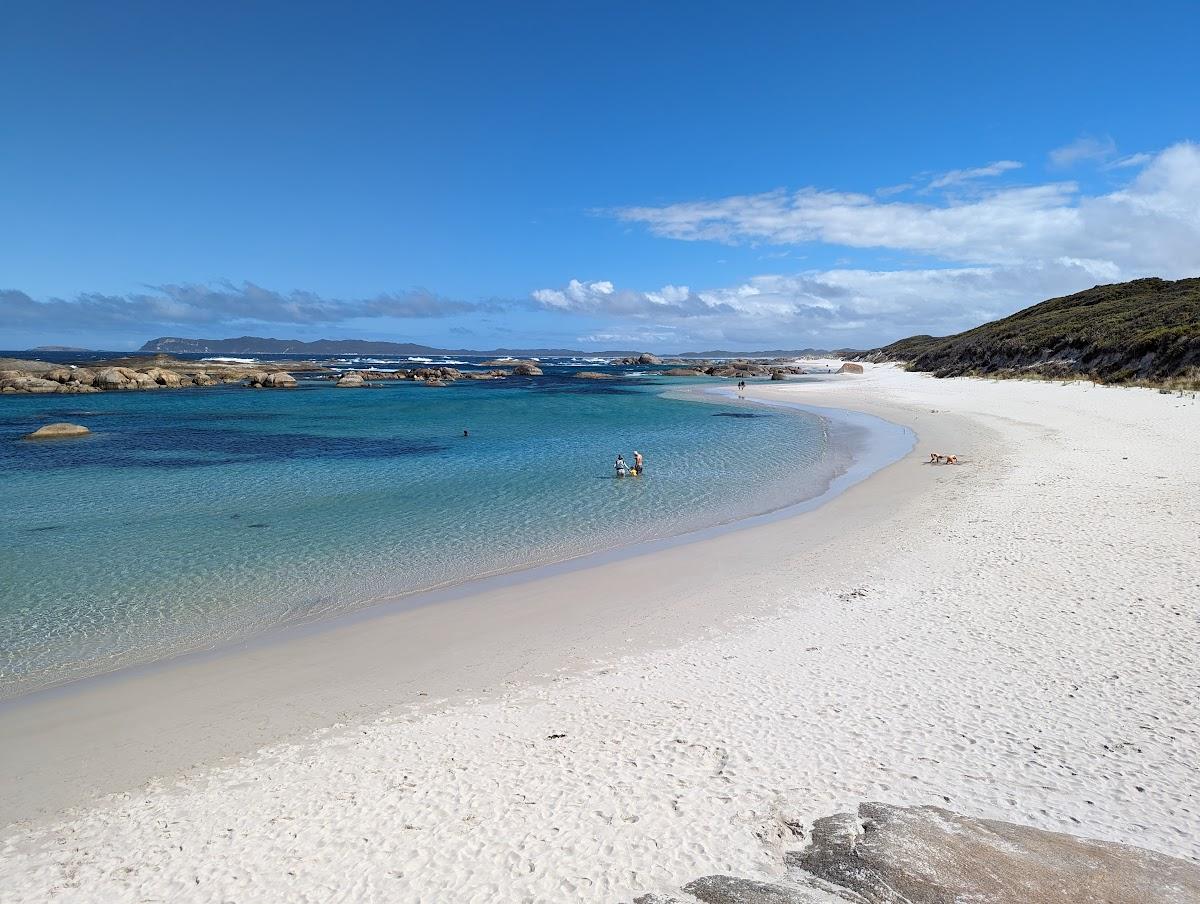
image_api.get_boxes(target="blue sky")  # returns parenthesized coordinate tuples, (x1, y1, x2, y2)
(2, 1, 1199, 351)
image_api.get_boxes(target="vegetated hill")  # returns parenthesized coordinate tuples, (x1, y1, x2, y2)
(867, 277, 1200, 387)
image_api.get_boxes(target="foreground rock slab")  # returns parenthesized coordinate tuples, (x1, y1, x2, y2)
(24, 422, 91, 439)
(683, 875, 837, 903)
(795, 802, 1200, 904)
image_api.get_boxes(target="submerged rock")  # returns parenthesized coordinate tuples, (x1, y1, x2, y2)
(575, 371, 615, 379)
(24, 422, 91, 439)
(795, 802, 1200, 904)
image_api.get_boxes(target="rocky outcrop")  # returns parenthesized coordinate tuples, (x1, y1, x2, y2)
(575, 371, 615, 379)
(613, 353, 663, 365)
(1, 373, 99, 394)
(662, 368, 701, 376)
(264, 371, 297, 388)
(40, 367, 74, 383)
(140, 366, 186, 386)
(247, 371, 298, 388)
(336, 372, 366, 388)
(24, 422, 91, 439)
(94, 366, 158, 390)
(1, 375, 63, 393)
(701, 360, 802, 378)
(512, 362, 543, 376)
(836, 362, 863, 374)
(629, 802, 1200, 904)
(460, 369, 507, 380)
(682, 875, 831, 903)
(796, 802, 1200, 904)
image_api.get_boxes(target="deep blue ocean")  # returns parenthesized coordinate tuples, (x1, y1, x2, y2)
(0, 355, 849, 697)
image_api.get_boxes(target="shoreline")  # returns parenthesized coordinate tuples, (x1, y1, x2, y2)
(0, 371, 929, 827)
(0, 380, 909, 705)
(4, 364, 1196, 903)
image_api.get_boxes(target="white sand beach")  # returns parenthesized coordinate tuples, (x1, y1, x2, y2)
(2, 364, 1198, 902)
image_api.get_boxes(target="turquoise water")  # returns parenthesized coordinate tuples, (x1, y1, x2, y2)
(0, 365, 849, 697)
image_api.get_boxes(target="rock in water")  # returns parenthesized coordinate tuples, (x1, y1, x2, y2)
(336, 372, 366, 388)
(795, 802, 1200, 904)
(511, 362, 543, 376)
(262, 371, 298, 388)
(24, 422, 91, 439)
(575, 371, 615, 379)
(1, 376, 62, 393)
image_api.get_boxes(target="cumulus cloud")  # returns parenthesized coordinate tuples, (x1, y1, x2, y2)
(612, 143, 1200, 277)
(0, 281, 488, 333)
(927, 159, 1023, 189)
(533, 258, 1126, 348)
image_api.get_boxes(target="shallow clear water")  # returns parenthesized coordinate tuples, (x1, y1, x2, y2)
(0, 363, 847, 696)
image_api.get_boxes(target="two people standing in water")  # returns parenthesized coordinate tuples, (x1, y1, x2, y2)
(615, 450, 644, 478)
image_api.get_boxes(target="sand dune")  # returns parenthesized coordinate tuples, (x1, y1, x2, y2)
(2, 365, 1197, 902)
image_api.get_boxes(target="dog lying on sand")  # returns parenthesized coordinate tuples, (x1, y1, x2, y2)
(929, 453, 960, 464)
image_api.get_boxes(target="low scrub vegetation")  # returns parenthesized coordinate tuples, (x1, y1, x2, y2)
(867, 277, 1200, 389)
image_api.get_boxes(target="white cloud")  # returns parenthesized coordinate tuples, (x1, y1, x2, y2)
(927, 159, 1022, 189)
(1105, 152, 1152, 170)
(1049, 135, 1119, 168)
(612, 143, 1200, 276)
(533, 258, 1129, 349)
(542, 143, 1200, 347)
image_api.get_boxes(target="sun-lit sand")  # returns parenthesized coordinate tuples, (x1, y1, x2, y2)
(2, 364, 1197, 902)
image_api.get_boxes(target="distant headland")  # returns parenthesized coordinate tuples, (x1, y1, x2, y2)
(138, 336, 848, 359)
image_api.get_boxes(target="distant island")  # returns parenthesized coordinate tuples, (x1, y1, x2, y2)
(866, 277, 1200, 388)
(30, 345, 91, 352)
(139, 336, 848, 359)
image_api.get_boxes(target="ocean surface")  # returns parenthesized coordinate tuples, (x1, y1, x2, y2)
(0, 356, 854, 697)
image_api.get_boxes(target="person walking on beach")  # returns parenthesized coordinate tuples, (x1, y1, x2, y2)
(633, 450, 644, 476)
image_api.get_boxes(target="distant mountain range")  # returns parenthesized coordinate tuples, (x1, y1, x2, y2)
(865, 277, 1200, 386)
(138, 336, 850, 359)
